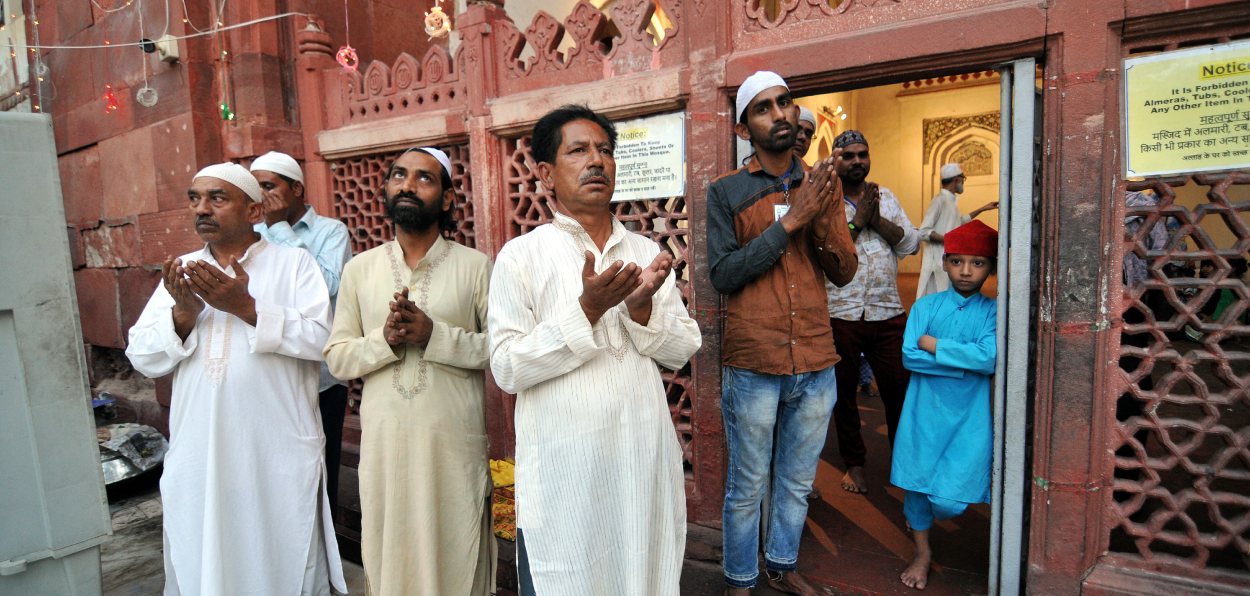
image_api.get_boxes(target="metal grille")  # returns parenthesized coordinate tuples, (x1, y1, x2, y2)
(1112, 173, 1250, 573)
(502, 135, 696, 476)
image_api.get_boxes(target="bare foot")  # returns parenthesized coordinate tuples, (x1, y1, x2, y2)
(840, 466, 868, 494)
(900, 553, 931, 590)
(724, 588, 751, 596)
(807, 486, 821, 501)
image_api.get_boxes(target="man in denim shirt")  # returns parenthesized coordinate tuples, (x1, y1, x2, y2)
(251, 151, 352, 511)
(707, 71, 857, 596)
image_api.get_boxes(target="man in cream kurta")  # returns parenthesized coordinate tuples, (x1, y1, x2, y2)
(489, 105, 702, 596)
(126, 163, 345, 596)
(324, 147, 494, 595)
(916, 163, 997, 299)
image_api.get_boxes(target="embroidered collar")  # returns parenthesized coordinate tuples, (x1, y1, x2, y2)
(388, 235, 449, 272)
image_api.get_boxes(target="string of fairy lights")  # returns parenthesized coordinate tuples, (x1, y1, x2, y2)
(3, 0, 452, 118)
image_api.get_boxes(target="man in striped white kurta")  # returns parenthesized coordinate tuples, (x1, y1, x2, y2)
(489, 105, 702, 596)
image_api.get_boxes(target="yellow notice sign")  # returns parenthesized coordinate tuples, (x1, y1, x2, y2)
(1124, 39, 1250, 177)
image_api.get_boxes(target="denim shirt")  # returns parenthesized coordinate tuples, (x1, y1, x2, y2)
(256, 205, 352, 390)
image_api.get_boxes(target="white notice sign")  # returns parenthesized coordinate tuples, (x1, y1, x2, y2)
(611, 112, 686, 202)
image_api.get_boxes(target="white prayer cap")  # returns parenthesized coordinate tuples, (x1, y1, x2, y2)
(735, 71, 789, 122)
(940, 163, 964, 179)
(193, 163, 263, 203)
(798, 106, 816, 126)
(401, 146, 452, 179)
(250, 151, 304, 184)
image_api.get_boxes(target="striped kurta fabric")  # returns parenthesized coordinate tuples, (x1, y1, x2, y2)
(488, 211, 702, 596)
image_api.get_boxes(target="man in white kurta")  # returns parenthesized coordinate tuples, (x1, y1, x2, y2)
(324, 147, 495, 595)
(126, 163, 345, 596)
(916, 163, 997, 299)
(489, 106, 702, 596)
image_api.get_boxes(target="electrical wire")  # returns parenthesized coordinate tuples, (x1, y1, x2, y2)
(6, 11, 305, 51)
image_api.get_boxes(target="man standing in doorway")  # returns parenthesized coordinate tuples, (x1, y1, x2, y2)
(250, 151, 353, 513)
(708, 71, 858, 595)
(826, 130, 922, 495)
(489, 105, 701, 595)
(916, 162, 997, 300)
(126, 163, 345, 595)
(323, 147, 495, 595)
(794, 106, 817, 162)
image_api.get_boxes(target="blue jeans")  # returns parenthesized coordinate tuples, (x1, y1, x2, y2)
(721, 365, 838, 588)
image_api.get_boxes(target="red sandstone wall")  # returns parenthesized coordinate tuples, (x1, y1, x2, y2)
(34, 0, 444, 431)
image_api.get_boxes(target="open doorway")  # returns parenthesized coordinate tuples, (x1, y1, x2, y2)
(777, 63, 1037, 595)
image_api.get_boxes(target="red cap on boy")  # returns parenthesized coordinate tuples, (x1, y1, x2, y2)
(944, 220, 998, 258)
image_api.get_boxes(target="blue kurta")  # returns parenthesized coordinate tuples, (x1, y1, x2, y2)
(890, 287, 997, 504)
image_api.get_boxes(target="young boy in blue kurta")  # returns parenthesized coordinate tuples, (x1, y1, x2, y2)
(890, 219, 998, 590)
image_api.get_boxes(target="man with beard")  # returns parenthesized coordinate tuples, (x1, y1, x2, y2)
(488, 105, 701, 595)
(324, 148, 495, 595)
(249, 151, 353, 514)
(126, 163, 346, 595)
(707, 71, 857, 596)
(824, 130, 921, 495)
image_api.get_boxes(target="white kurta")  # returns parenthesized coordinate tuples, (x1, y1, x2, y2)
(126, 239, 346, 596)
(323, 237, 496, 596)
(488, 212, 702, 596)
(916, 189, 972, 300)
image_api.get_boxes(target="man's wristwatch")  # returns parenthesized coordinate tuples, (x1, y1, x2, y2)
(848, 222, 859, 232)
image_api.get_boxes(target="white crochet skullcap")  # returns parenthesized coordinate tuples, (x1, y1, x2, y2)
(940, 163, 964, 179)
(250, 151, 304, 184)
(193, 163, 263, 203)
(398, 146, 452, 179)
(735, 71, 789, 122)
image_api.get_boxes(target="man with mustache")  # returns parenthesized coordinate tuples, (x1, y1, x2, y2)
(488, 104, 701, 595)
(249, 151, 353, 515)
(707, 71, 857, 595)
(824, 130, 921, 496)
(323, 147, 495, 595)
(126, 163, 346, 595)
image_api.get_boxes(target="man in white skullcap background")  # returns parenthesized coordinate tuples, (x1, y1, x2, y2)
(794, 105, 817, 162)
(916, 162, 997, 299)
(126, 163, 346, 595)
(250, 151, 353, 514)
(325, 147, 495, 595)
(707, 71, 857, 595)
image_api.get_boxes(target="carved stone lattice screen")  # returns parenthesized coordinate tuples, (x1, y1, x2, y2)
(503, 135, 696, 477)
(329, 144, 477, 413)
(1112, 172, 1250, 574)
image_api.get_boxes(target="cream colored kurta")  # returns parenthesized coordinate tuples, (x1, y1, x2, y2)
(916, 189, 972, 300)
(323, 236, 495, 596)
(126, 239, 346, 596)
(488, 212, 703, 596)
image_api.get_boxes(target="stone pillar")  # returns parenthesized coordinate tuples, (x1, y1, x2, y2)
(294, 17, 339, 217)
(682, 0, 732, 526)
